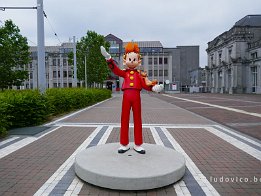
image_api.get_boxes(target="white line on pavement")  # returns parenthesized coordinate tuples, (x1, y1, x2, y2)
(33, 126, 104, 196)
(0, 126, 62, 159)
(0, 136, 20, 147)
(66, 126, 114, 195)
(150, 127, 191, 196)
(205, 127, 261, 160)
(214, 125, 261, 147)
(54, 122, 215, 128)
(161, 127, 220, 196)
(163, 94, 261, 118)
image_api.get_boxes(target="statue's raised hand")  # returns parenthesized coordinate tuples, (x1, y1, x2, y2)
(100, 46, 111, 60)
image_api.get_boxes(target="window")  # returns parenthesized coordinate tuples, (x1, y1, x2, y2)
(30, 72, 33, 79)
(159, 70, 163, 76)
(52, 59, 55, 66)
(64, 71, 67, 77)
(218, 71, 222, 78)
(218, 53, 222, 65)
(251, 52, 258, 60)
(228, 49, 232, 63)
(63, 59, 67, 66)
(148, 57, 152, 65)
(58, 59, 60, 66)
(154, 70, 158, 76)
(211, 55, 214, 66)
(154, 58, 158, 65)
(53, 71, 57, 78)
(109, 41, 119, 53)
(148, 70, 152, 77)
(164, 57, 168, 64)
(251, 66, 257, 93)
(164, 70, 168, 76)
(159, 57, 162, 64)
(68, 71, 72, 77)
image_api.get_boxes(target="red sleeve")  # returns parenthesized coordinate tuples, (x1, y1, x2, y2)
(107, 58, 126, 78)
(140, 76, 153, 91)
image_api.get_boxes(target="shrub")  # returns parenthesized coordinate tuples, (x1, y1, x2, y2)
(0, 88, 111, 137)
(0, 101, 11, 137)
(46, 88, 111, 114)
(45, 88, 111, 115)
(0, 90, 48, 128)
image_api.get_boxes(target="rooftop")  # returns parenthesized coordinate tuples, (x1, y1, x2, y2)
(234, 15, 261, 27)
(123, 41, 163, 48)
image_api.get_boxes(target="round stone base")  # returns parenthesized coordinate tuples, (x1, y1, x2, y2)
(75, 143, 185, 190)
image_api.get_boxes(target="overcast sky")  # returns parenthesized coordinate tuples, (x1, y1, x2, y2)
(1, 0, 261, 66)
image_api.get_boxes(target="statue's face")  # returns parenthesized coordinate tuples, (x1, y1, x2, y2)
(124, 52, 141, 69)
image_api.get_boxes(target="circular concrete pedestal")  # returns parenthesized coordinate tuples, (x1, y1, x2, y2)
(75, 143, 185, 190)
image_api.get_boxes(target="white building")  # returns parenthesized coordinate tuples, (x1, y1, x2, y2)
(206, 15, 261, 94)
(16, 35, 199, 91)
(23, 42, 75, 89)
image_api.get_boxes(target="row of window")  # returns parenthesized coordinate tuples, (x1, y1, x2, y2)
(210, 48, 259, 66)
(148, 70, 168, 77)
(148, 57, 168, 65)
(52, 58, 68, 66)
(52, 71, 73, 78)
(28, 71, 73, 79)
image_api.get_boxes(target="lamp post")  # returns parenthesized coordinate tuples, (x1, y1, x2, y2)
(36, 0, 46, 93)
(85, 55, 87, 88)
(73, 36, 77, 87)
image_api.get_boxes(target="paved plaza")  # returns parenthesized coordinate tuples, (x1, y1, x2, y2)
(0, 93, 260, 196)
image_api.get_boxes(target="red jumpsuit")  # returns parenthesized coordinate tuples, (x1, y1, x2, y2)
(107, 59, 152, 146)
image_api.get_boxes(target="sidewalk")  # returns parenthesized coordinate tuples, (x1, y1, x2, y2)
(0, 93, 260, 196)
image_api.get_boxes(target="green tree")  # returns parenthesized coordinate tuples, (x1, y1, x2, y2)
(69, 31, 110, 87)
(0, 20, 30, 90)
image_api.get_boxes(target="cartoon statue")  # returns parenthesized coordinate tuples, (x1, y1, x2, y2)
(101, 43, 163, 154)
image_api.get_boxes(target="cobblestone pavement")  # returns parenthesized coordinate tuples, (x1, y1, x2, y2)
(0, 93, 260, 196)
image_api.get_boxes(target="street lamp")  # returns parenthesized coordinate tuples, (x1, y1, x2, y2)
(85, 55, 87, 88)
(84, 47, 89, 88)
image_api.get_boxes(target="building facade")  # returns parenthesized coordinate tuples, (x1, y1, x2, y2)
(20, 42, 75, 90)
(105, 34, 199, 92)
(206, 15, 261, 94)
(16, 34, 199, 91)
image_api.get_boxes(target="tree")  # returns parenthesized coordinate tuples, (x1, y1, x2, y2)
(0, 20, 30, 90)
(69, 31, 110, 87)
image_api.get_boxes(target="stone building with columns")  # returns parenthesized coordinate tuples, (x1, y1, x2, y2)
(206, 15, 261, 94)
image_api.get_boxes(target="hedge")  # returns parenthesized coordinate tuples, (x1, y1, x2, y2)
(45, 88, 111, 115)
(0, 88, 111, 138)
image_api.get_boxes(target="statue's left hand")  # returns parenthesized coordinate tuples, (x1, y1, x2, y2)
(152, 84, 164, 93)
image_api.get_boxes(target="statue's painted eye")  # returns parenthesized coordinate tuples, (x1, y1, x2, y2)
(133, 59, 136, 61)
(129, 58, 131, 61)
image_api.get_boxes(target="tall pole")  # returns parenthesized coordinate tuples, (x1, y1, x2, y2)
(37, 0, 46, 93)
(60, 53, 64, 88)
(85, 55, 87, 88)
(73, 36, 77, 87)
